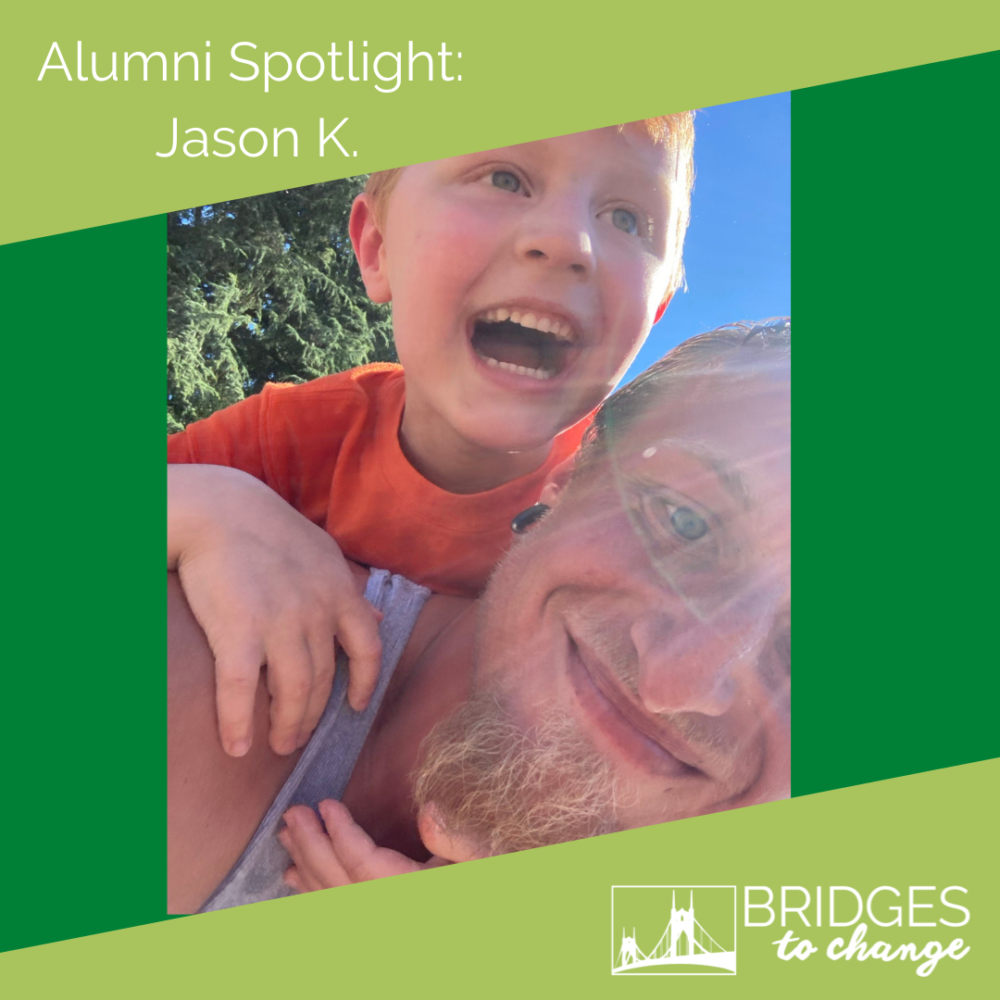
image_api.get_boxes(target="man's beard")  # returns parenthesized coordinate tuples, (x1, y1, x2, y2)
(413, 687, 628, 856)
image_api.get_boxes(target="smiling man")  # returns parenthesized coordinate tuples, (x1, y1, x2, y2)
(410, 319, 791, 859)
(168, 320, 790, 911)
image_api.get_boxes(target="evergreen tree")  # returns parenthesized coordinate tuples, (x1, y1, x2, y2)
(167, 177, 395, 432)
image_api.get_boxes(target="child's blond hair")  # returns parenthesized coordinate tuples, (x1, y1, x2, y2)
(364, 114, 696, 299)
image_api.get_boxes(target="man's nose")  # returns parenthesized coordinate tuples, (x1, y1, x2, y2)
(513, 196, 595, 276)
(631, 611, 744, 717)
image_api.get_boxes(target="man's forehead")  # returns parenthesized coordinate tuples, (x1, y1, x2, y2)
(617, 377, 788, 453)
(619, 435, 752, 511)
(608, 386, 788, 499)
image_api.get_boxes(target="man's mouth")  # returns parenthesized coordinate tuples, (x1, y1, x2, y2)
(566, 634, 704, 780)
(471, 307, 578, 381)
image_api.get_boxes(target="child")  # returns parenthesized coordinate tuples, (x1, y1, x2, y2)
(168, 116, 695, 759)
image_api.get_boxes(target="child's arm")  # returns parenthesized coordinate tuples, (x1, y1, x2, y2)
(168, 463, 383, 757)
(279, 801, 451, 890)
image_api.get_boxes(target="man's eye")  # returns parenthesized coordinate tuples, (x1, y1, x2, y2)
(670, 506, 709, 541)
(491, 170, 521, 193)
(611, 208, 639, 234)
(641, 494, 710, 543)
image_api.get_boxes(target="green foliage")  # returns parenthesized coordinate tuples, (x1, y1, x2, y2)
(167, 178, 395, 431)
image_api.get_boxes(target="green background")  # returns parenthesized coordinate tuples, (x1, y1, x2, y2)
(792, 49, 999, 794)
(1, 1, 997, 991)
(2, 761, 995, 995)
(3, 0, 999, 245)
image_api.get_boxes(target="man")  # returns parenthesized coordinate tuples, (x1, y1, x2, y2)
(168, 321, 790, 912)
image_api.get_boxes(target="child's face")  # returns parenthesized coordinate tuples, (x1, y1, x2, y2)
(359, 126, 683, 454)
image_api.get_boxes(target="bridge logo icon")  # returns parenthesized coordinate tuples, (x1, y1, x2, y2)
(611, 885, 737, 975)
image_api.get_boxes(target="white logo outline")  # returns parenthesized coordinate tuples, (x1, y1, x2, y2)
(610, 884, 738, 975)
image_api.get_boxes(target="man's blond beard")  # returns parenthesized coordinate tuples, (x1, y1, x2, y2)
(413, 688, 629, 856)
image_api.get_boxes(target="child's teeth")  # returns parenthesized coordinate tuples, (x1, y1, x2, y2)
(479, 307, 573, 343)
(487, 359, 553, 380)
(476, 350, 546, 377)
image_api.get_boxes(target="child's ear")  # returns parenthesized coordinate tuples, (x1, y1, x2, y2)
(539, 453, 578, 506)
(653, 292, 673, 326)
(349, 194, 392, 303)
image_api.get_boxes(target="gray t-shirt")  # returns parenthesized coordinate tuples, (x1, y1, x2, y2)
(200, 569, 430, 912)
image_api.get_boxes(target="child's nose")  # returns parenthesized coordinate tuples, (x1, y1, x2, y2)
(514, 201, 595, 276)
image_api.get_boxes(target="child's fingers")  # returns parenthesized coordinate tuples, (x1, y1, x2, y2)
(318, 799, 420, 881)
(322, 804, 424, 881)
(283, 865, 305, 893)
(278, 828, 328, 892)
(319, 800, 384, 881)
(297, 631, 337, 748)
(266, 634, 315, 756)
(213, 637, 265, 757)
(335, 600, 383, 712)
(281, 806, 351, 889)
(277, 828, 328, 893)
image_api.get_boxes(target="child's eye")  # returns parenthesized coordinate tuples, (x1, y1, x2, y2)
(611, 208, 639, 235)
(491, 170, 522, 193)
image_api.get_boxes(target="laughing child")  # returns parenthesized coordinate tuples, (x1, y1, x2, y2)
(168, 116, 695, 759)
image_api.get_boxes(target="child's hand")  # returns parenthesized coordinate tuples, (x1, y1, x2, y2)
(168, 464, 382, 757)
(279, 801, 449, 890)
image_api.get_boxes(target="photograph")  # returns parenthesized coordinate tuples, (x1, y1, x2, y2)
(2, 3, 993, 991)
(166, 101, 792, 912)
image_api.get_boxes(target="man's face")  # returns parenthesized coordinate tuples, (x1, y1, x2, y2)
(374, 127, 683, 452)
(418, 365, 791, 852)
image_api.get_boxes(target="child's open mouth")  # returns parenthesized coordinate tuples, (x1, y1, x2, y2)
(471, 308, 577, 381)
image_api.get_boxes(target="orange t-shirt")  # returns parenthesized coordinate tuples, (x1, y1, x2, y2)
(167, 364, 591, 597)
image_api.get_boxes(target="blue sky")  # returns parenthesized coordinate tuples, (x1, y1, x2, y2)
(621, 92, 790, 384)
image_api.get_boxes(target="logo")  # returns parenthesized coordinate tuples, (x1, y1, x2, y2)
(611, 885, 737, 975)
